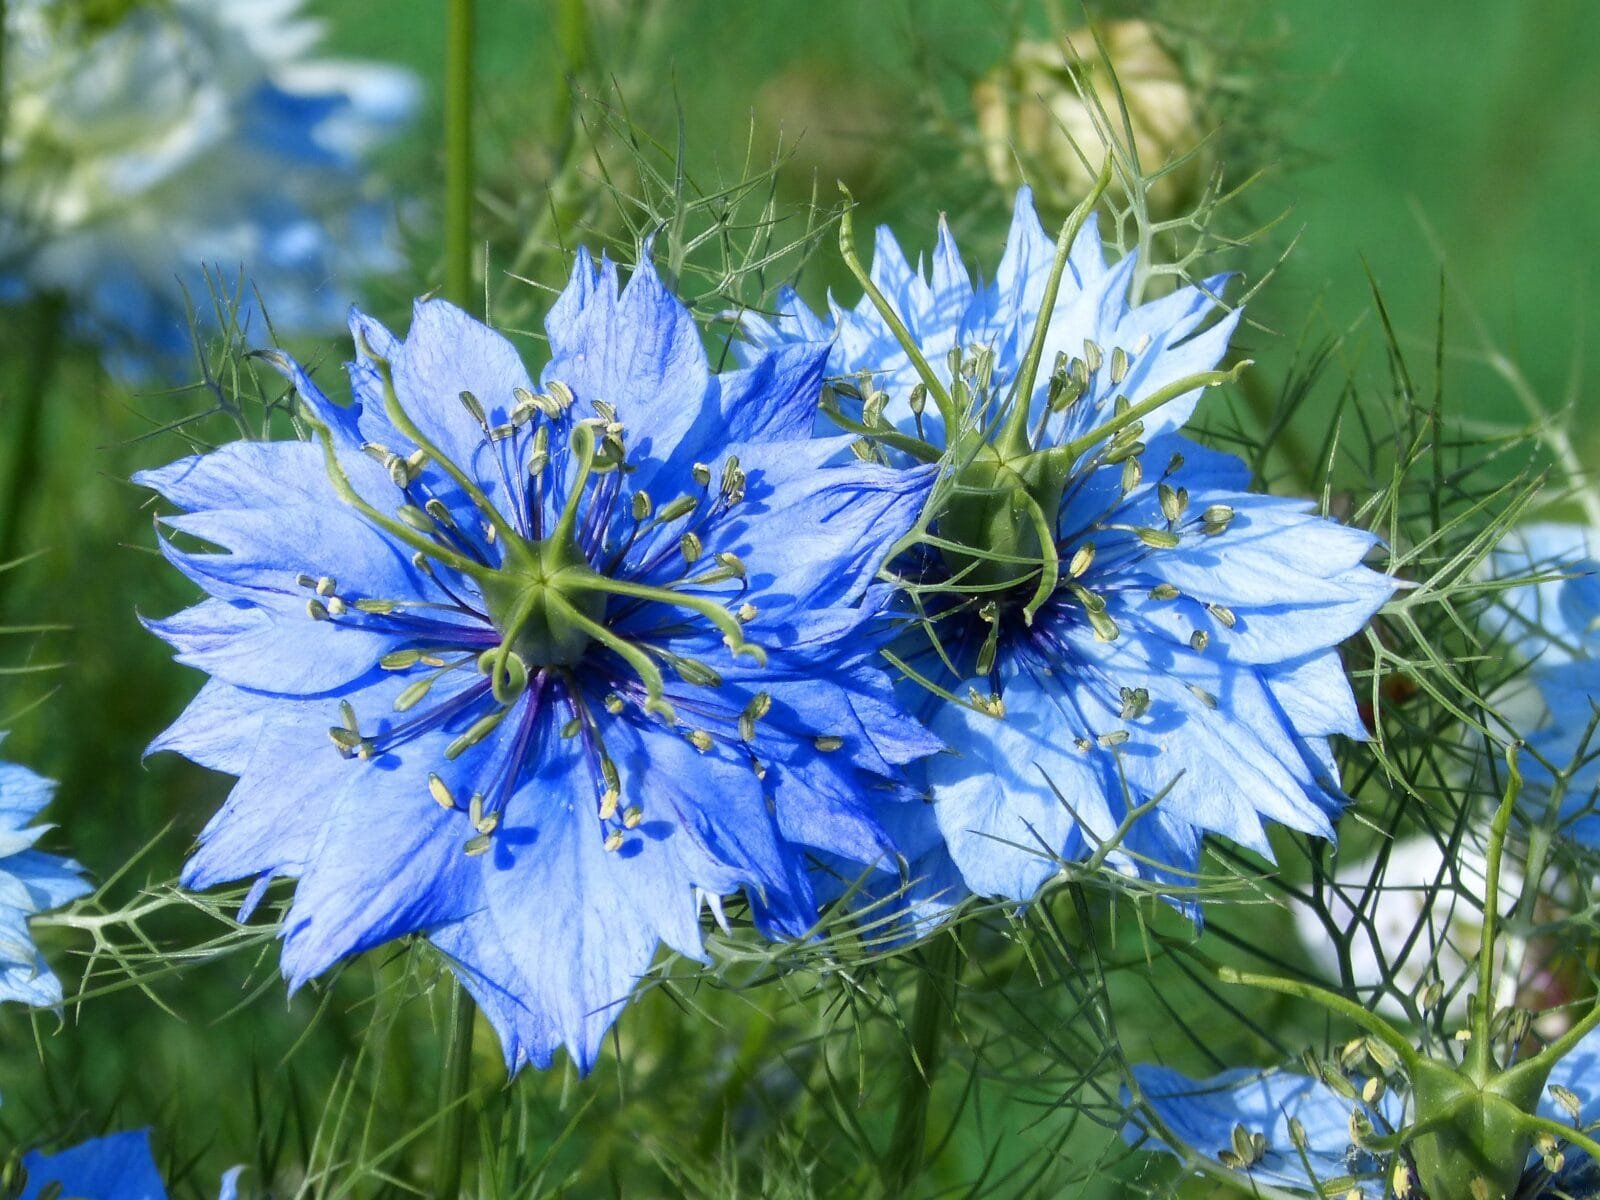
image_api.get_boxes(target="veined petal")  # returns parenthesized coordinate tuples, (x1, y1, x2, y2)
(544, 248, 713, 497)
(389, 298, 536, 496)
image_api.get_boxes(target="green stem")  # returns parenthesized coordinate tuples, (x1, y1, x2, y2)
(1215, 965, 1424, 1076)
(1500, 992, 1600, 1099)
(1052, 360, 1252, 467)
(375, 355, 528, 557)
(443, 0, 476, 310)
(882, 929, 961, 1198)
(995, 158, 1112, 460)
(1469, 745, 1522, 1078)
(0, 296, 66, 571)
(547, 590, 675, 721)
(1517, 1112, 1600, 1170)
(818, 403, 944, 463)
(564, 572, 763, 664)
(433, 979, 477, 1198)
(836, 187, 956, 433)
(301, 411, 490, 583)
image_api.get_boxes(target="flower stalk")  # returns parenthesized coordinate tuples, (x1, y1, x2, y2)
(443, 0, 476, 310)
(0, 295, 66, 570)
(882, 928, 961, 1198)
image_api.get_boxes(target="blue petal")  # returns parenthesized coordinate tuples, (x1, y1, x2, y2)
(684, 445, 934, 620)
(142, 597, 402, 695)
(439, 726, 710, 1073)
(716, 341, 831, 444)
(1488, 523, 1600, 666)
(543, 249, 712, 497)
(275, 674, 501, 985)
(146, 678, 267, 775)
(389, 298, 536, 495)
(21, 1130, 168, 1200)
(923, 659, 1123, 898)
(1544, 1027, 1600, 1123)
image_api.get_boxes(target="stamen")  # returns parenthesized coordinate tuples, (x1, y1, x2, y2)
(428, 773, 457, 809)
(1207, 603, 1237, 629)
(1109, 346, 1129, 386)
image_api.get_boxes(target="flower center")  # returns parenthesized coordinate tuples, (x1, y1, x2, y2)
(478, 534, 605, 671)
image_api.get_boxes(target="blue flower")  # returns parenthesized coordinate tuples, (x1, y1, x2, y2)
(141, 251, 938, 1072)
(1127, 1031, 1600, 1196)
(0, 743, 90, 1007)
(741, 188, 1395, 906)
(1, 0, 418, 376)
(18, 1129, 240, 1200)
(1490, 524, 1600, 842)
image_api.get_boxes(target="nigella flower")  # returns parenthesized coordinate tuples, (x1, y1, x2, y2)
(0, 744, 90, 1006)
(1127, 1032, 1600, 1197)
(740, 188, 1395, 905)
(141, 251, 937, 1071)
(15, 1129, 241, 1200)
(1489, 524, 1600, 841)
(1, 0, 417, 375)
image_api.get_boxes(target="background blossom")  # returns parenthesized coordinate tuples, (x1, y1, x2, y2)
(1490, 524, 1600, 842)
(0, 0, 417, 374)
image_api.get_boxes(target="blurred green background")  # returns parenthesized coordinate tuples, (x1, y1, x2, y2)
(0, 0, 1594, 1195)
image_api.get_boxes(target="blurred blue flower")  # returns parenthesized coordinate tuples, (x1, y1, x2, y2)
(141, 251, 938, 1072)
(742, 188, 1394, 909)
(1127, 1031, 1600, 1196)
(18, 1128, 241, 1200)
(0, 0, 417, 376)
(0, 744, 89, 1007)
(1490, 524, 1600, 841)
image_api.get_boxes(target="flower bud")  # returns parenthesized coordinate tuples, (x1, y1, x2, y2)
(973, 20, 1203, 213)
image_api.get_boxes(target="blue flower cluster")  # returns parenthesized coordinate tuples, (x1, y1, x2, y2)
(0, 0, 1576, 1192)
(0, 0, 417, 375)
(134, 188, 1397, 1075)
